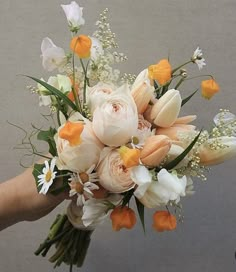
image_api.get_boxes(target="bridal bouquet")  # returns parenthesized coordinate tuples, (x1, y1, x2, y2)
(23, 1, 236, 271)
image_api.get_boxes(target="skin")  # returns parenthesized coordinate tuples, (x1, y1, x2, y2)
(0, 168, 67, 231)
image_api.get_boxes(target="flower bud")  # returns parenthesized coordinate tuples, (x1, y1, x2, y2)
(140, 135, 171, 167)
(131, 81, 154, 113)
(156, 124, 196, 140)
(153, 211, 177, 232)
(110, 206, 136, 231)
(201, 79, 220, 99)
(198, 136, 236, 166)
(150, 89, 182, 128)
(70, 35, 92, 58)
(148, 59, 172, 85)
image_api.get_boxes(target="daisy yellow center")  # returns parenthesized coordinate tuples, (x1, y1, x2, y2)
(45, 171, 52, 182)
(79, 172, 89, 183)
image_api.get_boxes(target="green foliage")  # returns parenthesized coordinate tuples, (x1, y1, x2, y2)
(122, 189, 134, 206)
(26, 76, 79, 112)
(37, 127, 57, 156)
(135, 197, 145, 233)
(181, 89, 198, 107)
(32, 163, 45, 193)
(164, 130, 202, 170)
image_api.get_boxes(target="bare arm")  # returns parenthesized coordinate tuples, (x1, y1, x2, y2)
(0, 168, 66, 231)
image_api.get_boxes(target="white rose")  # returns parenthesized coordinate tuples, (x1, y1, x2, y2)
(61, 1, 85, 31)
(41, 38, 67, 72)
(92, 84, 138, 147)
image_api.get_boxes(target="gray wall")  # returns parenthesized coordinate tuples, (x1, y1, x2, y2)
(0, 0, 236, 271)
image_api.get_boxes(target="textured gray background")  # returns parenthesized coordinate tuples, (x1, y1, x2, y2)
(0, 0, 236, 271)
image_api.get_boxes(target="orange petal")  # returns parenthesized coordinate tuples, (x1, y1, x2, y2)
(201, 79, 220, 99)
(153, 210, 177, 232)
(70, 35, 92, 58)
(59, 121, 84, 146)
(148, 59, 172, 85)
(119, 146, 141, 168)
(110, 206, 136, 231)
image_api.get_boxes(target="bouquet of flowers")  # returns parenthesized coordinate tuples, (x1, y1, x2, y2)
(21, 1, 236, 271)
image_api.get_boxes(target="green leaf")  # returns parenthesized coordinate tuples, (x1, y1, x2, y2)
(26, 76, 79, 112)
(32, 163, 45, 193)
(181, 89, 198, 107)
(164, 130, 202, 170)
(37, 127, 57, 156)
(122, 189, 134, 206)
(135, 197, 145, 233)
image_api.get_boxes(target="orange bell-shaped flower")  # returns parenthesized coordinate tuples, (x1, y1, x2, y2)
(59, 121, 84, 146)
(119, 146, 141, 168)
(110, 206, 136, 231)
(201, 78, 220, 99)
(148, 59, 172, 85)
(70, 35, 92, 58)
(153, 210, 177, 232)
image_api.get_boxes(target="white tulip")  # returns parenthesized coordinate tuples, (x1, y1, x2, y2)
(61, 1, 85, 32)
(150, 89, 182, 128)
(41, 37, 67, 72)
(199, 136, 236, 166)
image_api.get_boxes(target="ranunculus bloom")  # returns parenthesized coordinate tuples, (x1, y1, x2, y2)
(148, 59, 172, 85)
(150, 89, 182, 127)
(201, 79, 220, 99)
(70, 35, 92, 58)
(92, 84, 138, 147)
(55, 119, 103, 173)
(119, 146, 141, 168)
(135, 169, 187, 208)
(61, 1, 85, 31)
(41, 37, 67, 72)
(198, 136, 236, 166)
(140, 135, 171, 167)
(110, 206, 136, 231)
(153, 211, 177, 232)
(97, 148, 135, 193)
(87, 82, 114, 113)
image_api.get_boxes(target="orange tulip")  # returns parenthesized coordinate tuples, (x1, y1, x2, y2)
(140, 135, 171, 167)
(153, 210, 177, 232)
(59, 121, 84, 146)
(110, 206, 136, 231)
(201, 78, 220, 99)
(119, 146, 141, 168)
(148, 59, 172, 85)
(156, 124, 196, 141)
(70, 35, 92, 58)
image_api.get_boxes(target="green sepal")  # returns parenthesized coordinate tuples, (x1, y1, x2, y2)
(122, 189, 134, 206)
(164, 130, 202, 170)
(181, 89, 198, 107)
(32, 163, 45, 193)
(135, 197, 145, 233)
(37, 127, 57, 156)
(26, 76, 79, 112)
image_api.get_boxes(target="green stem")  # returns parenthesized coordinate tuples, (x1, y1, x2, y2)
(172, 60, 192, 75)
(184, 74, 214, 81)
(79, 59, 89, 105)
(174, 78, 185, 89)
(72, 52, 82, 112)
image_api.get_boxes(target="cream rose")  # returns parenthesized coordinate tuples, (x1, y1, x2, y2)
(55, 118, 104, 172)
(92, 84, 138, 147)
(97, 148, 135, 193)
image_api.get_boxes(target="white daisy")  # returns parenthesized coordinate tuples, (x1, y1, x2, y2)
(69, 164, 99, 206)
(37, 158, 57, 195)
(191, 47, 206, 70)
